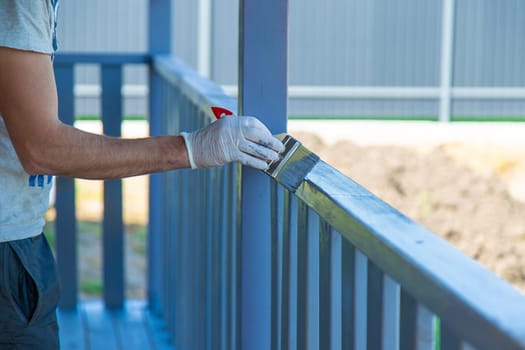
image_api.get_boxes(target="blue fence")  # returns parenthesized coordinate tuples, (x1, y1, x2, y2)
(53, 53, 150, 309)
(145, 54, 525, 350)
(53, 53, 525, 349)
(147, 56, 240, 349)
(51, 0, 525, 348)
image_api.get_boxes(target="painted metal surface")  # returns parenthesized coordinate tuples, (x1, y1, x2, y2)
(101, 65, 125, 309)
(151, 52, 240, 350)
(53, 50, 525, 349)
(293, 160, 525, 349)
(148, 0, 172, 317)
(237, 1, 288, 349)
(53, 1, 525, 345)
(54, 63, 78, 310)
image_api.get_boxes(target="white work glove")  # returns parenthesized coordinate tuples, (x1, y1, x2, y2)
(181, 116, 285, 170)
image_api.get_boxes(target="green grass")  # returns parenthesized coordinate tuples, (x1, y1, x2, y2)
(80, 279, 103, 296)
(43, 222, 56, 250)
(77, 221, 102, 236)
(128, 224, 148, 255)
(435, 317, 441, 350)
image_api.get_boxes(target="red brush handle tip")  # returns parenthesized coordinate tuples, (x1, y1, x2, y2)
(211, 106, 234, 119)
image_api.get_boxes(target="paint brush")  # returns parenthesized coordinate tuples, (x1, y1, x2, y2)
(264, 133, 320, 192)
(210, 107, 319, 191)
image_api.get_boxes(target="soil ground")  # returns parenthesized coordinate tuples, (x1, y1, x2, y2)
(289, 120, 525, 294)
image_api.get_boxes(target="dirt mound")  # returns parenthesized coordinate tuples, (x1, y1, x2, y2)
(292, 131, 525, 293)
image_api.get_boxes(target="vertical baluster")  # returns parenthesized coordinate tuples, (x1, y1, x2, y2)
(319, 221, 332, 349)
(441, 321, 462, 350)
(148, 0, 171, 319)
(367, 261, 384, 350)
(147, 69, 164, 315)
(288, 195, 299, 350)
(382, 275, 400, 350)
(296, 200, 308, 349)
(54, 63, 78, 310)
(205, 166, 214, 350)
(280, 190, 292, 350)
(101, 64, 124, 309)
(160, 81, 170, 332)
(354, 250, 368, 349)
(213, 168, 222, 348)
(341, 237, 355, 350)
(228, 163, 236, 350)
(416, 305, 436, 350)
(221, 164, 232, 350)
(196, 166, 208, 350)
(400, 289, 418, 349)
(306, 209, 320, 349)
(165, 166, 177, 337)
(231, 163, 242, 350)
(166, 85, 178, 341)
(270, 182, 282, 350)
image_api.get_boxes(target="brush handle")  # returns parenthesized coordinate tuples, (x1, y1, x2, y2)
(211, 106, 234, 119)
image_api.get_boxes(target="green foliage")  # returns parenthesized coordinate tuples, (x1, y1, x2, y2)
(43, 222, 56, 250)
(80, 279, 103, 296)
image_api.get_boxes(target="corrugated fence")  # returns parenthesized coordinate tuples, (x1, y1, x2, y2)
(57, 0, 525, 120)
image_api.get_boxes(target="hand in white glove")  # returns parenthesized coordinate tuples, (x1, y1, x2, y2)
(181, 116, 285, 170)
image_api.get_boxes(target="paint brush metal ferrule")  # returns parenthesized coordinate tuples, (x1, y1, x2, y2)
(264, 134, 320, 192)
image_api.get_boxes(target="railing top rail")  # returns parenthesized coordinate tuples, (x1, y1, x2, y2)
(153, 55, 237, 122)
(297, 160, 525, 349)
(54, 52, 150, 65)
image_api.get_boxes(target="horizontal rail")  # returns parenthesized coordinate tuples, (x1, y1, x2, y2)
(74, 84, 148, 98)
(295, 160, 525, 349)
(54, 52, 150, 65)
(153, 55, 237, 120)
(73, 83, 525, 100)
(224, 85, 525, 100)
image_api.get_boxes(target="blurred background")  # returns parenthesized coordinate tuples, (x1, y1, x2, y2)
(46, 0, 525, 299)
(58, 0, 525, 120)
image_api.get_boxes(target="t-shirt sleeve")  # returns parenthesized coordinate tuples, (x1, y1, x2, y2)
(0, 0, 54, 54)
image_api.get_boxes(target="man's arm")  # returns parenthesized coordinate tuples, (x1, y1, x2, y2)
(0, 47, 191, 179)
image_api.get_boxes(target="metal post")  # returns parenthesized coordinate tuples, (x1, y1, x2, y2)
(198, 0, 212, 78)
(148, 0, 172, 315)
(54, 64, 78, 310)
(102, 64, 124, 309)
(439, 0, 456, 122)
(238, 0, 288, 348)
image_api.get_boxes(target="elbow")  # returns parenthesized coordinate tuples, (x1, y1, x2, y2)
(17, 144, 54, 175)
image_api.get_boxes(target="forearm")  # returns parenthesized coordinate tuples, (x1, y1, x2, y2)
(0, 48, 281, 178)
(24, 122, 190, 179)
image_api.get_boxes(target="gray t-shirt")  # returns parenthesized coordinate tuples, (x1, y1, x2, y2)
(0, 0, 56, 241)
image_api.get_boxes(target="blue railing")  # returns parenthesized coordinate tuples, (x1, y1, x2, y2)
(53, 52, 525, 350)
(147, 56, 240, 349)
(149, 55, 525, 350)
(53, 53, 150, 309)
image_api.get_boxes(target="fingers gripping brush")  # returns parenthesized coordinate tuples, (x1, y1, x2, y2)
(264, 134, 320, 192)
(211, 107, 319, 191)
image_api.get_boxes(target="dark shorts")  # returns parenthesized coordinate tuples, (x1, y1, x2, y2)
(0, 234, 60, 350)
